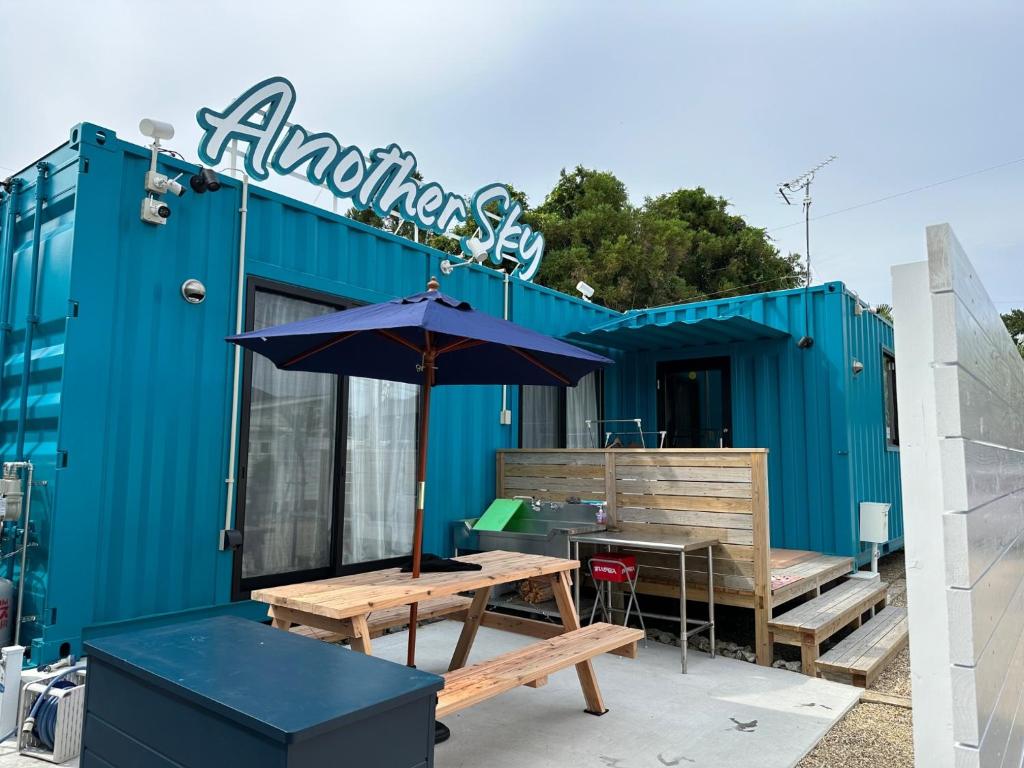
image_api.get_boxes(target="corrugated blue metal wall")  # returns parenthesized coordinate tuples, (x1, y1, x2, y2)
(601, 283, 902, 562)
(1, 123, 620, 661)
(842, 292, 903, 553)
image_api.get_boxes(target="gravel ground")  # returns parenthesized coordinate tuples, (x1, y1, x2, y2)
(797, 551, 914, 767)
(796, 703, 913, 768)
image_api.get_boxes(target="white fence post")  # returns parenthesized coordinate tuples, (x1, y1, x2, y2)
(893, 224, 1024, 767)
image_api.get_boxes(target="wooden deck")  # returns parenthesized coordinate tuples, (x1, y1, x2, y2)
(630, 548, 852, 608)
(768, 549, 853, 607)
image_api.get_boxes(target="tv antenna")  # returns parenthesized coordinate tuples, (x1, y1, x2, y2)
(778, 154, 837, 348)
(778, 155, 837, 286)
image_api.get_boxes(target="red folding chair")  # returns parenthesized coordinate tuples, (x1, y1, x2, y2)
(588, 553, 647, 638)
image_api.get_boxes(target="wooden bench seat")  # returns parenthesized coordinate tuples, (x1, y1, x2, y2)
(816, 606, 908, 687)
(436, 623, 644, 718)
(767, 579, 888, 674)
(289, 595, 472, 644)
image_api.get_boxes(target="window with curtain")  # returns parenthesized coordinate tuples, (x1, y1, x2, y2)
(521, 372, 602, 448)
(238, 284, 420, 593)
(883, 351, 900, 447)
(241, 291, 339, 581)
(566, 372, 600, 448)
(343, 378, 418, 563)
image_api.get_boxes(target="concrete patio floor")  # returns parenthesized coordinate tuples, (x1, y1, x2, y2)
(0, 620, 861, 767)
(378, 621, 860, 768)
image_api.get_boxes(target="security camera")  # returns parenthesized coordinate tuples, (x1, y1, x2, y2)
(189, 167, 222, 194)
(139, 119, 175, 141)
(145, 170, 185, 197)
(141, 196, 171, 225)
(576, 281, 595, 301)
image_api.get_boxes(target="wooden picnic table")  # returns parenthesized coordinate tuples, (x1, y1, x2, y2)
(253, 550, 643, 718)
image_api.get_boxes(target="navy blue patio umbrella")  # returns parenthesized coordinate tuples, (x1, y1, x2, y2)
(228, 277, 612, 667)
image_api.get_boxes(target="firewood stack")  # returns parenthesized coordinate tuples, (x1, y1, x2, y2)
(517, 577, 555, 604)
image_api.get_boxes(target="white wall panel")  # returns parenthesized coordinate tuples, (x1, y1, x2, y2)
(894, 223, 1024, 767)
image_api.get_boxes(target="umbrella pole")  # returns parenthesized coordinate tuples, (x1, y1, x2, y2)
(407, 365, 433, 668)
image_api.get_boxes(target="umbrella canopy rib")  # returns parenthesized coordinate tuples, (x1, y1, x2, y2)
(507, 346, 572, 386)
(282, 330, 362, 368)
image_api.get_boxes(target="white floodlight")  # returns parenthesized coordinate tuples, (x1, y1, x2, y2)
(139, 119, 175, 142)
(576, 281, 595, 302)
(465, 236, 489, 264)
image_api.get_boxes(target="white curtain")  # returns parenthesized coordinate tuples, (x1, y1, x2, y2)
(567, 372, 599, 448)
(521, 385, 562, 448)
(242, 292, 338, 580)
(343, 378, 418, 563)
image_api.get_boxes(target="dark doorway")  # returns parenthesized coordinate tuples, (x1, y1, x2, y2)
(656, 357, 732, 448)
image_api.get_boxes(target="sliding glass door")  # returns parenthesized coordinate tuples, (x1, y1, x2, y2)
(233, 280, 417, 597)
(343, 377, 418, 564)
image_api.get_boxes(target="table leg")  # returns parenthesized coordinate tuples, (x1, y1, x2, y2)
(680, 550, 688, 674)
(348, 614, 373, 655)
(606, 544, 614, 625)
(573, 539, 581, 616)
(707, 544, 716, 658)
(549, 570, 607, 715)
(448, 587, 492, 672)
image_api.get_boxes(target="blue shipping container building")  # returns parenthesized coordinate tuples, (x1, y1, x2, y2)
(0, 123, 901, 662)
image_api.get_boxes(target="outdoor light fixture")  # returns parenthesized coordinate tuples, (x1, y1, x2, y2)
(440, 236, 489, 275)
(139, 118, 184, 225)
(576, 281, 595, 302)
(181, 279, 207, 304)
(139, 118, 175, 141)
(852, 359, 865, 375)
(189, 167, 222, 194)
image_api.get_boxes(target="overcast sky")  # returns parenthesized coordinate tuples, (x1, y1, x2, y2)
(2, 1, 1021, 308)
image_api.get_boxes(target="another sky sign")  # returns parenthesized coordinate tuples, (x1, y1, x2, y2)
(196, 76, 545, 281)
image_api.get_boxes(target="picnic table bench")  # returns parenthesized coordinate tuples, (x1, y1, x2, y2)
(254, 551, 642, 717)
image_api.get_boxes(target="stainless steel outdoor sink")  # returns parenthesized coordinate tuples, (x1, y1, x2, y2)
(452, 501, 606, 560)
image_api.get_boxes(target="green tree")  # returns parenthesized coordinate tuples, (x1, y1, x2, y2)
(346, 163, 805, 311)
(1002, 309, 1024, 356)
(874, 303, 894, 322)
(533, 167, 804, 310)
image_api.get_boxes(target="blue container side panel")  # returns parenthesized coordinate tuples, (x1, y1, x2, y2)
(843, 292, 903, 561)
(0, 140, 81, 656)
(601, 283, 898, 560)
(46, 124, 241, 661)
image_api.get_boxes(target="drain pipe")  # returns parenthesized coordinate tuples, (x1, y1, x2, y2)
(499, 269, 516, 426)
(10, 460, 33, 646)
(15, 164, 47, 461)
(0, 180, 21, 457)
(221, 173, 249, 545)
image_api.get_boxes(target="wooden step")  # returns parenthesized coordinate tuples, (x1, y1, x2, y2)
(767, 578, 888, 674)
(289, 595, 472, 643)
(436, 623, 644, 718)
(816, 606, 908, 688)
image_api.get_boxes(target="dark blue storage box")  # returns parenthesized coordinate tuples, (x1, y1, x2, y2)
(81, 616, 444, 767)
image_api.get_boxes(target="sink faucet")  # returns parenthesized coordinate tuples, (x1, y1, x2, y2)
(513, 495, 541, 513)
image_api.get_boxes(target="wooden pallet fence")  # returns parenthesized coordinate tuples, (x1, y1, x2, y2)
(496, 449, 773, 664)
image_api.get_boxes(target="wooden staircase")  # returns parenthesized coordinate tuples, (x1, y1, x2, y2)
(816, 605, 908, 687)
(767, 577, 906, 681)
